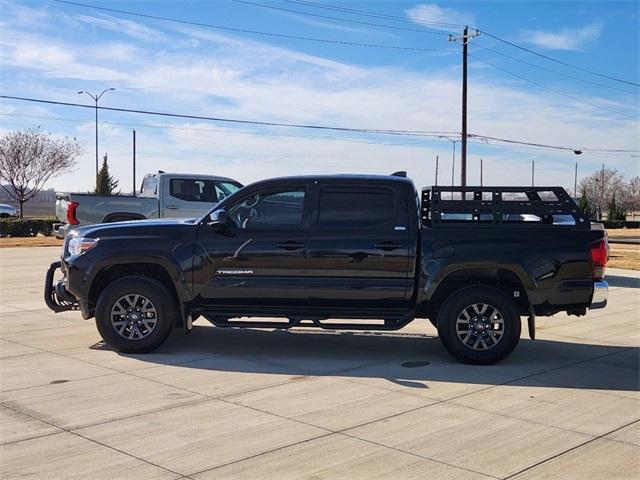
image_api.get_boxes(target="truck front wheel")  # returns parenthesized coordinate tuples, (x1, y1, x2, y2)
(437, 286, 521, 365)
(95, 276, 175, 353)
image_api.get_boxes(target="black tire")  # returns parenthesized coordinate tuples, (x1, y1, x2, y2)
(95, 276, 175, 353)
(437, 286, 521, 365)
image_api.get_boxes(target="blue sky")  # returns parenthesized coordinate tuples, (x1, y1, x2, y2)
(0, 0, 638, 192)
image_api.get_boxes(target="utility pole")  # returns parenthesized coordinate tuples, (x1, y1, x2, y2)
(132, 129, 136, 196)
(449, 27, 480, 187)
(480, 157, 483, 186)
(435, 155, 439, 186)
(531, 160, 535, 187)
(601, 162, 605, 218)
(461, 26, 468, 187)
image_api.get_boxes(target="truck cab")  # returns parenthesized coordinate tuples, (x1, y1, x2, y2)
(54, 172, 241, 238)
(138, 173, 242, 219)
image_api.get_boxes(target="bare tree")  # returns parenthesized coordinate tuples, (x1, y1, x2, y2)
(622, 176, 640, 217)
(578, 167, 626, 220)
(0, 128, 82, 218)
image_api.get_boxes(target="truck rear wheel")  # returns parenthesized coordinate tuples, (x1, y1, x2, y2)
(95, 276, 175, 353)
(437, 286, 521, 365)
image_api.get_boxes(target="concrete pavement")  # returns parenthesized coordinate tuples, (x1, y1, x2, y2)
(0, 246, 638, 479)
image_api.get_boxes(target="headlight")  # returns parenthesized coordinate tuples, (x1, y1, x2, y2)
(67, 237, 98, 256)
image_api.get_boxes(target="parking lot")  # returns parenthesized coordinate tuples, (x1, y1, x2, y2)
(1, 246, 638, 479)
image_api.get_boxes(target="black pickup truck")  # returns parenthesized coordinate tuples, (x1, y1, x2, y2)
(45, 174, 609, 364)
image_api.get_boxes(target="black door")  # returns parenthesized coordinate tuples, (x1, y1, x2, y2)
(196, 187, 308, 308)
(305, 183, 411, 309)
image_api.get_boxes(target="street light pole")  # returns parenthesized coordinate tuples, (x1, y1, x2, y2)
(77, 88, 116, 183)
(573, 150, 582, 198)
(438, 136, 458, 190)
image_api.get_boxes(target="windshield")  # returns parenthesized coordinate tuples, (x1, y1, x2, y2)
(214, 181, 242, 201)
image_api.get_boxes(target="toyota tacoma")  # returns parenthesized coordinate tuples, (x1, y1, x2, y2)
(45, 173, 608, 364)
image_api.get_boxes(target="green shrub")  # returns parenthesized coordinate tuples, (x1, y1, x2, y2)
(577, 188, 596, 220)
(0, 217, 56, 237)
(603, 221, 640, 229)
(606, 195, 627, 222)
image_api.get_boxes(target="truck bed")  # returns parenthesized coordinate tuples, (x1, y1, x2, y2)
(54, 192, 158, 237)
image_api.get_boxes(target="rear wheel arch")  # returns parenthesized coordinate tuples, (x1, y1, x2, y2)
(102, 212, 146, 223)
(425, 267, 531, 323)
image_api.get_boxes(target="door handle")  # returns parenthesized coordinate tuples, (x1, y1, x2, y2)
(165, 205, 180, 210)
(276, 241, 304, 251)
(374, 241, 402, 251)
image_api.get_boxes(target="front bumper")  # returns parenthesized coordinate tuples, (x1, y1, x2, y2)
(44, 261, 79, 312)
(589, 280, 608, 309)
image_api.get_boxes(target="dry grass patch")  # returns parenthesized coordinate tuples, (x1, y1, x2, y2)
(608, 243, 640, 270)
(0, 237, 63, 248)
(607, 228, 640, 238)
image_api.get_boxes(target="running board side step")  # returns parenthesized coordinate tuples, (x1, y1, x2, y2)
(203, 315, 414, 331)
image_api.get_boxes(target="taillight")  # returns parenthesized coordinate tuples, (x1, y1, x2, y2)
(66, 201, 79, 225)
(589, 239, 608, 280)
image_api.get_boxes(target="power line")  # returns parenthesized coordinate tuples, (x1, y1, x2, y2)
(232, 0, 448, 36)
(53, 0, 638, 111)
(0, 112, 458, 146)
(468, 53, 637, 120)
(1, 99, 636, 156)
(286, 0, 463, 29)
(469, 133, 638, 154)
(52, 0, 454, 53)
(472, 43, 637, 95)
(287, 1, 639, 88)
(478, 30, 640, 88)
(0, 94, 459, 138)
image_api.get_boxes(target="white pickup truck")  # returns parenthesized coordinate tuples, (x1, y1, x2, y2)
(54, 172, 242, 238)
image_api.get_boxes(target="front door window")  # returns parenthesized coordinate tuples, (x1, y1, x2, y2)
(228, 190, 305, 230)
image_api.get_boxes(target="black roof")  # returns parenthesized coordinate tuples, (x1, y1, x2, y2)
(247, 174, 414, 186)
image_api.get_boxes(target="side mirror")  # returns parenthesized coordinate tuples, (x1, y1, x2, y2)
(207, 209, 229, 230)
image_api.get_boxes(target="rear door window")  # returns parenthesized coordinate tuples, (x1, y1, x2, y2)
(140, 176, 158, 197)
(318, 187, 396, 229)
(170, 179, 240, 203)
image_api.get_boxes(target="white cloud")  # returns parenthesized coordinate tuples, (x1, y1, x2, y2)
(405, 3, 475, 29)
(522, 23, 603, 51)
(74, 14, 167, 42)
(0, 34, 128, 81)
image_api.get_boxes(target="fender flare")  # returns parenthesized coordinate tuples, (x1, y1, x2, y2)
(422, 263, 535, 303)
